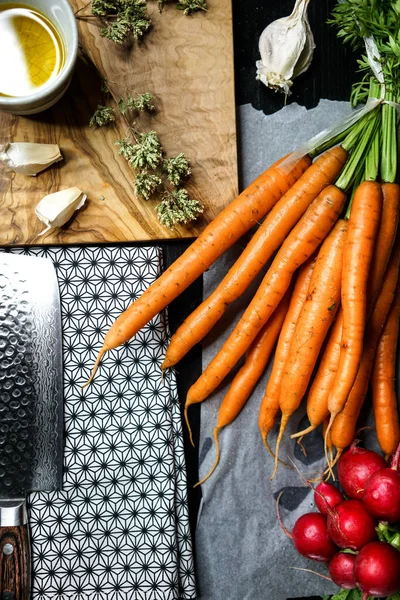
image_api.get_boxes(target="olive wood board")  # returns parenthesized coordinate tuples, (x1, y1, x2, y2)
(0, 0, 238, 245)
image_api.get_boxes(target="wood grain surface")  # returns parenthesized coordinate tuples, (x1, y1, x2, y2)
(0, 0, 238, 245)
(0, 524, 30, 599)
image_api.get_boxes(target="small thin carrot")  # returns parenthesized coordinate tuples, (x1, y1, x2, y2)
(372, 277, 400, 459)
(85, 153, 312, 385)
(194, 291, 290, 484)
(367, 182, 400, 305)
(294, 182, 399, 439)
(331, 236, 400, 459)
(163, 147, 348, 369)
(259, 256, 316, 454)
(292, 310, 343, 440)
(185, 184, 346, 426)
(272, 219, 348, 478)
(325, 181, 382, 446)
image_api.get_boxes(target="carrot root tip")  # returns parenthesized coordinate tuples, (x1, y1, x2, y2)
(262, 430, 276, 458)
(271, 414, 289, 480)
(323, 417, 336, 480)
(291, 424, 316, 439)
(296, 436, 308, 457)
(194, 427, 221, 488)
(82, 348, 106, 389)
(184, 403, 195, 447)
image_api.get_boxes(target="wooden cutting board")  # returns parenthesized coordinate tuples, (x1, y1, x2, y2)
(0, 0, 238, 245)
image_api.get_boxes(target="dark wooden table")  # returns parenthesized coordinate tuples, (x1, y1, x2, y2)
(162, 1, 359, 598)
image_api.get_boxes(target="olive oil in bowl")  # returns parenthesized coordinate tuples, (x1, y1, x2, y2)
(0, 3, 65, 98)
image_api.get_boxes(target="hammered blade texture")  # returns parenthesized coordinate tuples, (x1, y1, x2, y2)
(0, 253, 63, 498)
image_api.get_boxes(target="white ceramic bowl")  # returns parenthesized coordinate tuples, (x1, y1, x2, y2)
(0, 0, 78, 115)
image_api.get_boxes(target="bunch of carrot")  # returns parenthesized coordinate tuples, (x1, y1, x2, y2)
(86, 76, 400, 483)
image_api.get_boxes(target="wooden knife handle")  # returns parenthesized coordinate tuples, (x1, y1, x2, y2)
(0, 501, 30, 600)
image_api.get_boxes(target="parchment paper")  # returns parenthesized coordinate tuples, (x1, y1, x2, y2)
(195, 100, 354, 600)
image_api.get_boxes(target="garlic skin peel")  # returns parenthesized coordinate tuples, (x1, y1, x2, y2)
(0, 142, 63, 176)
(256, 0, 315, 96)
(35, 187, 87, 236)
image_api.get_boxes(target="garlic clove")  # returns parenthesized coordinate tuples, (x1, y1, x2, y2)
(256, 0, 315, 97)
(35, 187, 87, 236)
(0, 142, 63, 176)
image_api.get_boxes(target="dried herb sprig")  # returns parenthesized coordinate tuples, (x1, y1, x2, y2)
(90, 0, 151, 44)
(134, 172, 163, 199)
(155, 189, 204, 228)
(116, 132, 163, 169)
(89, 104, 116, 126)
(116, 128, 202, 227)
(118, 92, 155, 114)
(89, 89, 203, 228)
(77, 0, 208, 44)
(176, 0, 208, 15)
(163, 153, 191, 187)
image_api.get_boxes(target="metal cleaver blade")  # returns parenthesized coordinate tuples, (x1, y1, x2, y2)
(0, 252, 64, 600)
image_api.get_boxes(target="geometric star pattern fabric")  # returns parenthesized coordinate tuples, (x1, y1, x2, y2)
(6, 245, 196, 600)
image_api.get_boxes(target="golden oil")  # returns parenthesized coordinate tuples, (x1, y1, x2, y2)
(0, 3, 65, 98)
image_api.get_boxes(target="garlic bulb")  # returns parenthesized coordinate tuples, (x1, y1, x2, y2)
(35, 187, 87, 236)
(0, 142, 63, 176)
(256, 0, 315, 97)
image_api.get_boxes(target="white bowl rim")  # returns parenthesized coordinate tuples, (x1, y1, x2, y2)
(0, 0, 79, 108)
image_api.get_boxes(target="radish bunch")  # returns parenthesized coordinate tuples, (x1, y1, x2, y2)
(286, 442, 400, 599)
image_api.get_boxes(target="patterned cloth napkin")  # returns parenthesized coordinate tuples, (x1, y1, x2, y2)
(6, 245, 196, 600)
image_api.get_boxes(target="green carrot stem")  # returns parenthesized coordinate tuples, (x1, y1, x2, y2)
(381, 88, 397, 183)
(309, 101, 379, 159)
(364, 126, 380, 182)
(336, 112, 380, 193)
(309, 127, 350, 159)
(344, 162, 364, 220)
(341, 110, 377, 152)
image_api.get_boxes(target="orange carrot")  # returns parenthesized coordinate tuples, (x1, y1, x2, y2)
(325, 181, 382, 437)
(295, 182, 399, 440)
(367, 183, 400, 305)
(331, 237, 400, 458)
(293, 310, 343, 440)
(259, 257, 316, 453)
(194, 290, 290, 484)
(85, 153, 312, 384)
(272, 219, 348, 478)
(185, 184, 346, 426)
(372, 277, 400, 459)
(162, 147, 347, 369)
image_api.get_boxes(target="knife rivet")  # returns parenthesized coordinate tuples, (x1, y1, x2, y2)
(3, 543, 13, 555)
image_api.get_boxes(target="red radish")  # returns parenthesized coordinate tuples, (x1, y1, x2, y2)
(292, 513, 337, 562)
(314, 482, 344, 515)
(328, 552, 357, 590)
(327, 500, 377, 550)
(362, 443, 400, 522)
(363, 469, 400, 522)
(355, 541, 400, 599)
(337, 442, 386, 498)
